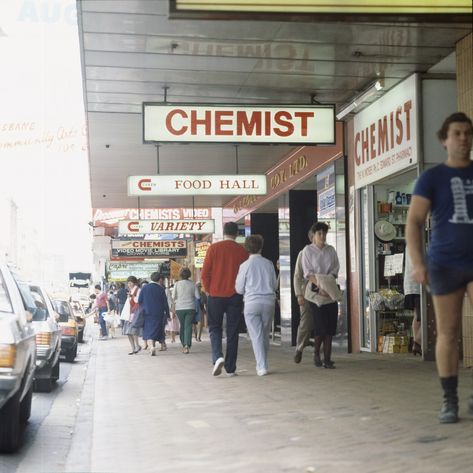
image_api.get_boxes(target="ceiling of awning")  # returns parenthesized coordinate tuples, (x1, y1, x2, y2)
(77, 0, 472, 212)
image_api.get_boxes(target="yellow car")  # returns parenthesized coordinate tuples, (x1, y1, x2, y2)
(52, 299, 78, 362)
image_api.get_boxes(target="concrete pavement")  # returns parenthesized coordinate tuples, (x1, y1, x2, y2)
(60, 329, 473, 473)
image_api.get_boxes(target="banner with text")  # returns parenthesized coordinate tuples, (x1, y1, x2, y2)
(111, 239, 187, 258)
(354, 74, 418, 189)
(118, 219, 215, 235)
(128, 175, 267, 196)
(143, 104, 335, 144)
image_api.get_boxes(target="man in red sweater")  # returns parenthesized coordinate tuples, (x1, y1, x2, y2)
(201, 222, 248, 376)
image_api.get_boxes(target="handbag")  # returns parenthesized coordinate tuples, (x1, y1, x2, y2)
(130, 306, 144, 329)
(120, 298, 131, 321)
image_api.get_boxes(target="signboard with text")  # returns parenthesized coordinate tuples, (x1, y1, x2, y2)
(128, 175, 267, 196)
(143, 104, 335, 144)
(118, 219, 215, 235)
(194, 241, 211, 268)
(354, 74, 418, 189)
(111, 239, 187, 258)
(317, 164, 336, 219)
(108, 262, 160, 282)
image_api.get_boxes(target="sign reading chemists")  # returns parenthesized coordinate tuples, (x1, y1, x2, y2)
(118, 219, 215, 235)
(143, 104, 335, 144)
(128, 175, 267, 196)
(112, 239, 187, 258)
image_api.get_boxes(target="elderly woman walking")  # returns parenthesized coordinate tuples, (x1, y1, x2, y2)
(122, 276, 142, 355)
(235, 235, 277, 376)
(173, 268, 200, 354)
(302, 222, 340, 369)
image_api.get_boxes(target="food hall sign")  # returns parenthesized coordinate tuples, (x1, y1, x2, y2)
(128, 175, 267, 196)
(143, 104, 335, 144)
(112, 240, 187, 258)
(118, 219, 215, 235)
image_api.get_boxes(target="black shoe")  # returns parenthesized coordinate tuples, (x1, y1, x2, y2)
(294, 350, 302, 364)
(438, 400, 459, 424)
(323, 361, 336, 369)
(313, 353, 322, 367)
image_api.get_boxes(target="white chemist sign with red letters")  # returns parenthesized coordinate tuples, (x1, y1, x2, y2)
(143, 104, 335, 144)
(128, 175, 267, 196)
(354, 74, 418, 189)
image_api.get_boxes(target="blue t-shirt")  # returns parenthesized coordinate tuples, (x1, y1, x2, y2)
(414, 162, 473, 269)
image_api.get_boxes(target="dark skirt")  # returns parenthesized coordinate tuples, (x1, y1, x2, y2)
(142, 313, 165, 341)
(308, 301, 338, 336)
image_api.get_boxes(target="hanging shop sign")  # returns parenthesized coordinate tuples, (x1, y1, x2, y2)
(143, 104, 335, 144)
(108, 262, 159, 282)
(223, 121, 343, 222)
(317, 164, 336, 219)
(354, 74, 418, 189)
(194, 241, 211, 268)
(111, 239, 187, 258)
(118, 219, 215, 235)
(128, 175, 267, 196)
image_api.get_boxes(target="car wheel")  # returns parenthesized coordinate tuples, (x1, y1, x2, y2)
(78, 330, 84, 343)
(0, 390, 21, 453)
(51, 358, 60, 381)
(65, 346, 77, 362)
(20, 384, 33, 423)
(34, 377, 53, 393)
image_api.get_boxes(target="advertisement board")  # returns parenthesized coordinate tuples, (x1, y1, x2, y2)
(111, 239, 187, 258)
(118, 219, 215, 235)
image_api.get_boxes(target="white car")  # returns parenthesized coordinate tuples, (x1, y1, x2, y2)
(0, 263, 36, 453)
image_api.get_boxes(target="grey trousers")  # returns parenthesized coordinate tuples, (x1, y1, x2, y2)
(295, 301, 313, 352)
(244, 301, 275, 373)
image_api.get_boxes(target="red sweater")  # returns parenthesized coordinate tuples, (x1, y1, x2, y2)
(201, 239, 248, 297)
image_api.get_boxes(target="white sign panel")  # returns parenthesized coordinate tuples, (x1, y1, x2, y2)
(143, 104, 335, 144)
(128, 175, 267, 196)
(354, 74, 418, 189)
(118, 219, 215, 235)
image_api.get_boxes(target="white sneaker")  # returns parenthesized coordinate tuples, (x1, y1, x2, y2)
(257, 369, 268, 376)
(212, 357, 224, 376)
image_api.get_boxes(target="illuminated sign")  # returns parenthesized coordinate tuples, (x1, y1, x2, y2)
(128, 175, 267, 196)
(118, 219, 215, 235)
(173, 0, 472, 14)
(111, 239, 187, 258)
(143, 104, 335, 144)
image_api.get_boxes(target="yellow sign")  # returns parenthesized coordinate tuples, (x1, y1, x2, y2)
(175, 0, 471, 14)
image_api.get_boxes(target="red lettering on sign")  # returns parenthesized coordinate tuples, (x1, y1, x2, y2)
(214, 110, 233, 136)
(166, 109, 188, 135)
(190, 110, 211, 135)
(236, 111, 261, 136)
(273, 111, 294, 137)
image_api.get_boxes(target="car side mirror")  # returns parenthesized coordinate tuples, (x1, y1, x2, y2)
(25, 310, 33, 322)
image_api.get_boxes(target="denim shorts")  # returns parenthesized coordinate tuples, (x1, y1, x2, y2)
(428, 262, 473, 296)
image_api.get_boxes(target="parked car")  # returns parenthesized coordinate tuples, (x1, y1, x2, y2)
(52, 299, 78, 362)
(0, 264, 36, 453)
(69, 299, 86, 343)
(25, 284, 61, 392)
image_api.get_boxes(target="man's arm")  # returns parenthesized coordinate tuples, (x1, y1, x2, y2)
(200, 246, 213, 294)
(405, 195, 431, 285)
(293, 252, 305, 306)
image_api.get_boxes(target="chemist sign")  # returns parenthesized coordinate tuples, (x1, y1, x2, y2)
(353, 74, 419, 189)
(128, 175, 267, 196)
(143, 104, 335, 144)
(111, 239, 187, 258)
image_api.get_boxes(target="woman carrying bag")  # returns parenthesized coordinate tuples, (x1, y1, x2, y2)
(121, 276, 142, 355)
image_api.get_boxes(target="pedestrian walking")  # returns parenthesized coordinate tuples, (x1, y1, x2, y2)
(406, 112, 473, 424)
(235, 235, 277, 376)
(165, 283, 179, 343)
(94, 284, 109, 340)
(173, 268, 199, 354)
(194, 282, 207, 342)
(122, 276, 142, 355)
(116, 282, 127, 328)
(293, 229, 315, 364)
(138, 272, 170, 356)
(201, 221, 249, 376)
(301, 222, 340, 369)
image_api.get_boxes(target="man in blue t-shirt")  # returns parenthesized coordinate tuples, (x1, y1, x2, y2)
(406, 112, 473, 424)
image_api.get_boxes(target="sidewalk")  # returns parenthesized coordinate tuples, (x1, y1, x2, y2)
(71, 332, 473, 473)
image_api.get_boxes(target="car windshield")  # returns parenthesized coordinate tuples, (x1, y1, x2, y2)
(0, 272, 13, 313)
(52, 300, 71, 322)
(17, 281, 48, 321)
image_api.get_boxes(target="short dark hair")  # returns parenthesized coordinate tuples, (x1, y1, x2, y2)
(245, 235, 264, 254)
(94, 284, 101, 290)
(310, 222, 329, 234)
(150, 272, 162, 283)
(180, 267, 191, 280)
(223, 221, 238, 237)
(437, 112, 472, 141)
(127, 276, 138, 285)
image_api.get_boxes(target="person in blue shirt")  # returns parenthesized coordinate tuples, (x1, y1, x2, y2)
(406, 112, 473, 424)
(235, 235, 277, 376)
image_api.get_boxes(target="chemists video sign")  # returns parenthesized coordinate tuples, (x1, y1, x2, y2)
(112, 240, 187, 258)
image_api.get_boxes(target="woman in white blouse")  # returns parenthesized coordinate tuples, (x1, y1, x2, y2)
(235, 235, 277, 376)
(301, 222, 340, 369)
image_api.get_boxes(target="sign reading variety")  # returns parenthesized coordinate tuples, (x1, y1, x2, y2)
(118, 219, 215, 235)
(128, 175, 267, 196)
(143, 104, 335, 144)
(111, 239, 187, 258)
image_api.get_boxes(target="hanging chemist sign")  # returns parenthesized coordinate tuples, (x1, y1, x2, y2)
(128, 175, 267, 196)
(118, 219, 215, 235)
(111, 239, 187, 258)
(143, 104, 335, 144)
